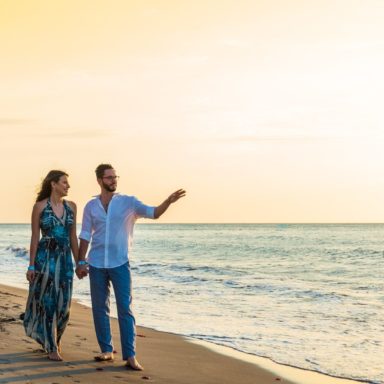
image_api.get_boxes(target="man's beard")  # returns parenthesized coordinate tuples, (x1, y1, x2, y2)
(102, 182, 116, 192)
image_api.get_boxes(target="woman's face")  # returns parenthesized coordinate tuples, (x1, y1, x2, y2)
(52, 175, 70, 197)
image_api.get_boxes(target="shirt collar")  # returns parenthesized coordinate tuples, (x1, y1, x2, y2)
(92, 192, 121, 198)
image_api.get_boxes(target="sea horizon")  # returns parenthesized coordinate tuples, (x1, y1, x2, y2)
(2, 222, 384, 225)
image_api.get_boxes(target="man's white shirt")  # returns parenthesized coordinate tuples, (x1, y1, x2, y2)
(79, 193, 155, 268)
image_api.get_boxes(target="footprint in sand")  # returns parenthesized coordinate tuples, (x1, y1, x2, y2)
(75, 334, 87, 341)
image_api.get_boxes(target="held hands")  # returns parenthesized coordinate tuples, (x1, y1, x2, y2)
(167, 189, 186, 204)
(27, 265, 88, 281)
(75, 264, 89, 280)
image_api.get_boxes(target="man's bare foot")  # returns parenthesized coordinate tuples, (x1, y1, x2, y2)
(125, 357, 143, 371)
(94, 352, 114, 362)
(48, 351, 63, 361)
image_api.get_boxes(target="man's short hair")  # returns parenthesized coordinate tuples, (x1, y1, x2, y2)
(95, 164, 114, 179)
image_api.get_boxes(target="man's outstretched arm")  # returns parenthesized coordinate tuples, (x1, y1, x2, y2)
(154, 189, 186, 219)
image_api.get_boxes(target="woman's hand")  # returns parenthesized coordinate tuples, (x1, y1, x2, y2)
(26, 269, 35, 283)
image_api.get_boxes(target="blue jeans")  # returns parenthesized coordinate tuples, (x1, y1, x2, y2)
(89, 262, 136, 359)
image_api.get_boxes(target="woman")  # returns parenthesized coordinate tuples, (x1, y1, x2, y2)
(24, 170, 79, 361)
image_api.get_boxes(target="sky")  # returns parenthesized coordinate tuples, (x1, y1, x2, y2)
(1, 0, 384, 223)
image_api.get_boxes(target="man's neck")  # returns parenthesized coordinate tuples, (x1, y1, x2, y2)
(99, 191, 114, 213)
(100, 191, 114, 203)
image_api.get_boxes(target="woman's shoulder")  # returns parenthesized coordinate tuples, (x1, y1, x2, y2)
(32, 199, 48, 218)
(65, 200, 77, 212)
(34, 198, 48, 211)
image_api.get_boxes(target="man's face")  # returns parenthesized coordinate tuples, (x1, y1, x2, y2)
(99, 168, 118, 192)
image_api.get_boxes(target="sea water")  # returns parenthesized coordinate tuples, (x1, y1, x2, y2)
(0, 223, 382, 384)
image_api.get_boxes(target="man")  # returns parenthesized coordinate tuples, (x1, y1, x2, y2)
(76, 164, 186, 370)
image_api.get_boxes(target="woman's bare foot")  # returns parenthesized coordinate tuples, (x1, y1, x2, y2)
(48, 351, 63, 361)
(125, 357, 143, 370)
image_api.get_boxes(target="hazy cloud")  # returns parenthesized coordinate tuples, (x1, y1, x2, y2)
(2, 124, 110, 139)
(198, 133, 373, 144)
(0, 118, 32, 126)
(32, 128, 111, 139)
(219, 39, 249, 48)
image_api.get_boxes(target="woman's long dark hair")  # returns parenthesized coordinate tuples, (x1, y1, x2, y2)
(36, 170, 68, 202)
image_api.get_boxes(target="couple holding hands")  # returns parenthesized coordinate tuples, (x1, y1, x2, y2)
(24, 163, 186, 370)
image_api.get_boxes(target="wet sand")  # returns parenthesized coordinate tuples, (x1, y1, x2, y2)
(0, 284, 361, 384)
(0, 284, 295, 384)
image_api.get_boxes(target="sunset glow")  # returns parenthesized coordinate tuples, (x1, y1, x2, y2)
(1, 0, 384, 222)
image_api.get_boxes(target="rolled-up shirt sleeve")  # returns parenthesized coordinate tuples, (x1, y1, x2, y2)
(79, 202, 92, 241)
(134, 197, 155, 219)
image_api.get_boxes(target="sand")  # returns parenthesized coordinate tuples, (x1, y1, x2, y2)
(0, 284, 361, 384)
(0, 284, 295, 384)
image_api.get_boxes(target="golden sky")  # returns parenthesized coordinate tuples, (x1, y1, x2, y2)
(1, 0, 384, 223)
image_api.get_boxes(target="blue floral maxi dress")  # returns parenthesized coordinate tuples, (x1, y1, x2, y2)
(24, 200, 74, 353)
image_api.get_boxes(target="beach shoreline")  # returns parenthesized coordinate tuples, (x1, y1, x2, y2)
(0, 283, 367, 384)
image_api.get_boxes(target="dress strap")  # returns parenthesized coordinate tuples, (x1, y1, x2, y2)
(60, 207, 67, 225)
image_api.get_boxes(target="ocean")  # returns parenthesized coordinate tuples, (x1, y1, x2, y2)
(0, 223, 382, 384)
